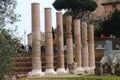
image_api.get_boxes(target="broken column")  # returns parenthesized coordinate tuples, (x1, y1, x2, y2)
(44, 8, 56, 74)
(66, 16, 74, 67)
(74, 19, 83, 73)
(56, 12, 67, 73)
(28, 3, 44, 76)
(81, 22, 90, 71)
(88, 24, 95, 71)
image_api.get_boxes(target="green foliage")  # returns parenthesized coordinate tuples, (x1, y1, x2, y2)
(21, 75, 120, 80)
(0, 0, 20, 79)
(53, 0, 97, 44)
(0, 0, 20, 27)
(53, 0, 97, 19)
(0, 28, 20, 79)
(53, 0, 97, 11)
(94, 28, 103, 37)
(101, 10, 120, 37)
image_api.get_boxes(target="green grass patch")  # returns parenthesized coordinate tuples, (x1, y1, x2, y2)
(21, 75, 120, 80)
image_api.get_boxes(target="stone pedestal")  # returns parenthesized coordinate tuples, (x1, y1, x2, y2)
(56, 12, 67, 73)
(28, 3, 44, 76)
(74, 19, 83, 73)
(44, 8, 56, 74)
(65, 16, 74, 65)
(81, 22, 90, 71)
(88, 24, 95, 71)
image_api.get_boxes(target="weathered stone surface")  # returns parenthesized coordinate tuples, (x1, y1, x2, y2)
(29, 3, 44, 76)
(81, 22, 90, 71)
(88, 24, 95, 70)
(74, 19, 83, 73)
(44, 8, 56, 74)
(56, 12, 67, 73)
(100, 50, 120, 64)
(65, 16, 74, 64)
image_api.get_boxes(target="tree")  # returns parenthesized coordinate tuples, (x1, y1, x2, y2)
(0, 29, 20, 79)
(0, 0, 20, 79)
(53, 0, 97, 19)
(0, 0, 20, 27)
(101, 10, 120, 37)
(53, 0, 97, 45)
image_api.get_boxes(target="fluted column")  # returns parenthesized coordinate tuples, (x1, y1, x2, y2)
(88, 24, 95, 71)
(44, 8, 56, 74)
(56, 12, 67, 73)
(66, 16, 74, 64)
(28, 3, 44, 76)
(81, 22, 90, 71)
(74, 19, 83, 73)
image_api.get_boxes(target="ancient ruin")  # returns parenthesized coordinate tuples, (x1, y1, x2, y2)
(88, 24, 95, 71)
(65, 16, 74, 66)
(73, 19, 83, 73)
(44, 8, 56, 74)
(56, 12, 67, 73)
(97, 50, 120, 75)
(29, 3, 96, 76)
(81, 22, 90, 71)
(28, 3, 44, 76)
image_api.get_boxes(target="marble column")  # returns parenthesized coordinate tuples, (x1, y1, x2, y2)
(66, 16, 74, 64)
(56, 12, 67, 73)
(81, 22, 90, 71)
(44, 8, 56, 74)
(88, 24, 95, 71)
(74, 19, 84, 73)
(28, 3, 44, 76)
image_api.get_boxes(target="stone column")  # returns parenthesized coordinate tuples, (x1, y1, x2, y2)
(88, 24, 95, 71)
(56, 12, 67, 73)
(74, 19, 83, 73)
(81, 22, 90, 71)
(28, 3, 44, 76)
(44, 8, 56, 74)
(66, 16, 74, 64)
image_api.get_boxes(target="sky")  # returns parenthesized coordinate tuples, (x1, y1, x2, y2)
(15, 0, 63, 45)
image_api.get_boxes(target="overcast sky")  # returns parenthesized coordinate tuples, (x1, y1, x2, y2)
(15, 0, 62, 45)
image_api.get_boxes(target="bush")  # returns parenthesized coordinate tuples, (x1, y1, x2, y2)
(0, 28, 20, 79)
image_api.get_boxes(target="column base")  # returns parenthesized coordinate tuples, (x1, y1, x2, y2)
(83, 67, 91, 72)
(28, 70, 44, 76)
(56, 68, 68, 74)
(73, 67, 84, 74)
(45, 69, 57, 75)
(90, 66, 95, 71)
(75, 67, 84, 71)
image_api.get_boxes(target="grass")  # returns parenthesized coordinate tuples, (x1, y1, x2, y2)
(21, 75, 120, 80)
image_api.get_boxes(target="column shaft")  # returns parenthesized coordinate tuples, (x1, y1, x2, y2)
(81, 22, 89, 71)
(56, 12, 66, 73)
(32, 3, 41, 70)
(73, 19, 84, 73)
(45, 8, 56, 74)
(88, 24, 95, 70)
(28, 3, 44, 76)
(66, 16, 74, 64)
(56, 12, 64, 68)
(74, 19, 82, 67)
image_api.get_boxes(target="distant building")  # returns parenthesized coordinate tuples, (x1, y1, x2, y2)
(27, 32, 45, 46)
(95, 37, 120, 50)
(90, 0, 104, 29)
(95, 39, 112, 50)
(93, 0, 120, 62)
(102, 0, 120, 18)
(91, 0, 120, 29)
